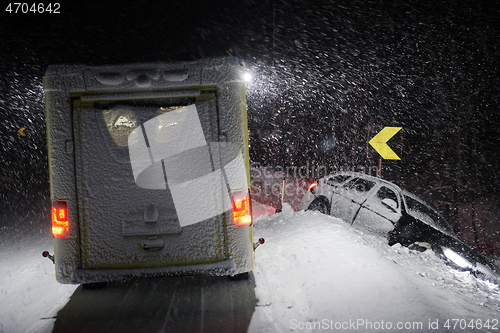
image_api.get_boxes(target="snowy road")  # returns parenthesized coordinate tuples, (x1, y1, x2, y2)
(1, 204, 500, 332)
(52, 274, 256, 333)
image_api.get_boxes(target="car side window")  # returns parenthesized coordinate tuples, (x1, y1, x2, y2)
(375, 186, 399, 208)
(341, 178, 358, 189)
(343, 177, 376, 193)
(327, 175, 351, 186)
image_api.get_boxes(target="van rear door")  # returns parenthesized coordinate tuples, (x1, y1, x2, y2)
(73, 91, 230, 269)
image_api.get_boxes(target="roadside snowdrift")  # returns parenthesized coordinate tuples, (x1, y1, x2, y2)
(249, 204, 500, 332)
(0, 229, 77, 333)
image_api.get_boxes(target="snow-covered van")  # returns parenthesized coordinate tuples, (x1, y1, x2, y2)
(43, 57, 254, 284)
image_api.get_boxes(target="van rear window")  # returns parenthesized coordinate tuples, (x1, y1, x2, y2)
(96, 98, 198, 147)
(102, 107, 138, 146)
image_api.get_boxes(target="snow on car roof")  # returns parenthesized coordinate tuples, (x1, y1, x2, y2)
(323, 171, 403, 190)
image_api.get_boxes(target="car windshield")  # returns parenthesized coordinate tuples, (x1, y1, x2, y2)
(403, 194, 453, 234)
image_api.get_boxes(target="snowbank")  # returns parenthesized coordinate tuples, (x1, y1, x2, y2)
(249, 204, 500, 332)
(0, 230, 77, 333)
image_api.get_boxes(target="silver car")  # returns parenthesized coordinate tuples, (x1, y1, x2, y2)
(302, 172, 499, 281)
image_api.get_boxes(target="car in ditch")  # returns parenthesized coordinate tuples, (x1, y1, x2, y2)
(302, 172, 500, 282)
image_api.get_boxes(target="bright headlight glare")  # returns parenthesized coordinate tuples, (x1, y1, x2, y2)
(243, 72, 252, 82)
(442, 248, 473, 269)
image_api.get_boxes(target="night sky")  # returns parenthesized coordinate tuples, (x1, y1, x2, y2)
(1, 1, 500, 242)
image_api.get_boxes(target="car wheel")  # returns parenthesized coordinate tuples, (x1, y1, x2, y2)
(307, 197, 330, 214)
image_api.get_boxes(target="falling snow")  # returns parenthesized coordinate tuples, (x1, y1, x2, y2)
(1, 0, 500, 331)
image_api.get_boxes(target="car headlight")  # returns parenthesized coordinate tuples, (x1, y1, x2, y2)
(442, 247, 474, 270)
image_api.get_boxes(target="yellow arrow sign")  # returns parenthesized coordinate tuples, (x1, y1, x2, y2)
(18, 127, 26, 136)
(369, 127, 402, 160)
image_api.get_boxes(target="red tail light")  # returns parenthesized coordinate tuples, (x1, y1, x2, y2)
(309, 181, 319, 191)
(231, 190, 252, 227)
(52, 200, 70, 238)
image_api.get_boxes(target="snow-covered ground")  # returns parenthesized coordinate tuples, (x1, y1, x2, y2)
(0, 228, 77, 333)
(1, 203, 499, 332)
(249, 204, 500, 332)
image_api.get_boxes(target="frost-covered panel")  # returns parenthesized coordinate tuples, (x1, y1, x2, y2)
(82, 62, 202, 91)
(128, 105, 207, 190)
(224, 151, 248, 190)
(210, 142, 249, 188)
(165, 147, 248, 226)
(169, 169, 230, 227)
(75, 104, 227, 269)
(129, 105, 221, 226)
(143, 105, 206, 161)
(128, 125, 164, 189)
(127, 105, 249, 227)
(163, 147, 213, 184)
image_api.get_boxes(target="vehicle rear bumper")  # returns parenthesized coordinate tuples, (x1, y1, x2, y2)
(65, 259, 249, 285)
